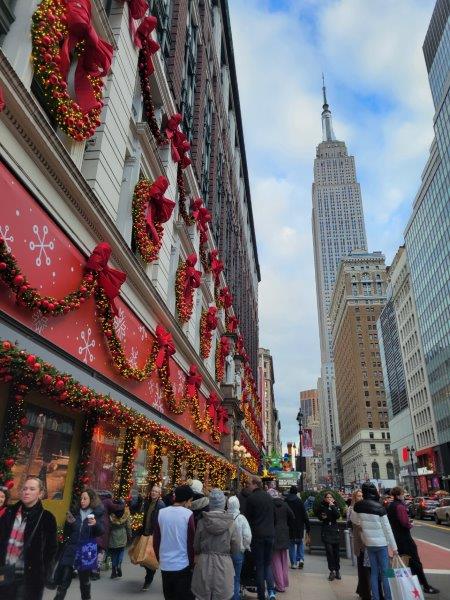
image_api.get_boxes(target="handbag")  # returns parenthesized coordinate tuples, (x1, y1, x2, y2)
(0, 509, 44, 587)
(74, 541, 98, 572)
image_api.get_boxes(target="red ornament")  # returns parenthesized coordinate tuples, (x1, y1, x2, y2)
(5, 480, 14, 489)
(55, 379, 65, 390)
(4, 458, 14, 468)
(2, 341, 11, 350)
(13, 274, 24, 286)
(20, 417, 28, 426)
(26, 354, 37, 366)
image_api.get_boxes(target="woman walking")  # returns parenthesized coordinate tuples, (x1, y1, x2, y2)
(54, 489, 104, 600)
(108, 503, 131, 579)
(191, 488, 240, 600)
(269, 489, 295, 593)
(317, 492, 341, 581)
(226, 495, 252, 600)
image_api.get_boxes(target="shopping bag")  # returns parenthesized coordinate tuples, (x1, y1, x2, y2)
(388, 575, 424, 600)
(75, 541, 98, 571)
(128, 534, 159, 570)
(128, 534, 147, 564)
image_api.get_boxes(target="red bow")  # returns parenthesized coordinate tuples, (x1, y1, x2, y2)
(145, 176, 175, 244)
(135, 16, 160, 75)
(205, 306, 218, 331)
(86, 242, 126, 315)
(186, 364, 202, 398)
(236, 335, 245, 355)
(190, 198, 203, 221)
(197, 207, 211, 244)
(125, 0, 147, 19)
(60, 0, 113, 113)
(217, 405, 230, 435)
(227, 315, 238, 333)
(219, 287, 233, 309)
(154, 325, 176, 369)
(165, 113, 182, 139)
(220, 336, 231, 357)
(206, 392, 220, 423)
(209, 250, 224, 283)
(184, 254, 202, 301)
(165, 114, 191, 168)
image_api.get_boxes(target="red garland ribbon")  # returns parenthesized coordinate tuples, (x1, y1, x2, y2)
(60, 0, 113, 113)
(218, 286, 233, 309)
(217, 404, 230, 435)
(166, 113, 191, 168)
(146, 176, 175, 244)
(226, 315, 238, 333)
(206, 391, 220, 424)
(134, 16, 160, 75)
(186, 364, 202, 399)
(209, 249, 224, 284)
(197, 206, 211, 245)
(154, 324, 176, 369)
(183, 253, 202, 302)
(200, 307, 217, 359)
(86, 242, 126, 316)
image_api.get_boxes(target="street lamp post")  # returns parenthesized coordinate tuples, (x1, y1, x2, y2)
(406, 446, 417, 496)
(296, 409, 304, 491)
(232, 440, 251, 493)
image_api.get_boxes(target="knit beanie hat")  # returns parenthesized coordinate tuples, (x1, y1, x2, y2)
(208, 488, 226, 511)
(190, 479, 203, 495)
(174, 485, 194, 503)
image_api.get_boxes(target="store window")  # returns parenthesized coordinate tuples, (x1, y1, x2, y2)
(87, 422, 125, 493)
(11, 402, 75, 501)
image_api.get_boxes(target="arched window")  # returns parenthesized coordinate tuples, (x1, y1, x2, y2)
(372, 461, 380, 479)
(386, 462, 395, 479)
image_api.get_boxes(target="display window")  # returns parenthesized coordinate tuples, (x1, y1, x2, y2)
(87, 422, 125, 493)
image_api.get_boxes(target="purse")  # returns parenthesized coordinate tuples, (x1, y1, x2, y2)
(0, 509, 44, 587)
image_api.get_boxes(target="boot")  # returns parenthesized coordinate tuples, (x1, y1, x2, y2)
(54, 588, 68, 600)
(117, 565, 122, 577)
(335, 570, 342, 580)
(328, 571, 335, 581)
(110, 566, 117, 579)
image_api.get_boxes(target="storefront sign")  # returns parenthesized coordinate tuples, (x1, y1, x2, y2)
(276, 471, 301, 487)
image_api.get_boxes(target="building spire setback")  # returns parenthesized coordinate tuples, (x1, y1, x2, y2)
(321, 74, 336, 142)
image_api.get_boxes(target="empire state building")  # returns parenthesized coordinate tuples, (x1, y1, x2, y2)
(312, 83, 368, 464)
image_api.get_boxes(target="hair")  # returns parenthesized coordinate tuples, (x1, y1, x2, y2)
(250, 476, 262, 489)
(151, 484, 162, 494)
(351, 489, 363, 506)
(289, 485, 298, 494)
(78, 488, 101, 509)
(390, 486, 404, 498)
(324, 491, 333, 498)
(23, 476, 44, 492)
(0, 487, 10, 504)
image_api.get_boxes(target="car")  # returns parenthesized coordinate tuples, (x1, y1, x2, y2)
(434, 497, 450, 525)
(411, 496, 440, 520)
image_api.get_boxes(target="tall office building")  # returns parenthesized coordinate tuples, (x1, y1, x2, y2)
(404, 0, 450, 487)
(312, 84, 368, 472)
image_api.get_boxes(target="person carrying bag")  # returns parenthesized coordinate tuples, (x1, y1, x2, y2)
(387, 555, 425, 600)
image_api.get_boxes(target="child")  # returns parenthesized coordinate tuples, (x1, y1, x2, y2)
(108, 504, 132, 578)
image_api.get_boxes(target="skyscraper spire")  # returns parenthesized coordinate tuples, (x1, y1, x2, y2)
(321, 74, 336, 142)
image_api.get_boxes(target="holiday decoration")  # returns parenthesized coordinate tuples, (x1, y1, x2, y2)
(217, 286, 233, 310)
(31, 0, 113, 141)
(199, 306, 218, 359)
(209, 250, 224, 284)
(215, 335, 230, 383)
(0, 86, 5, 112)
(226, 314, 238, 333)
(175, 254, 202, 323)
(132, 177, 175, 263)
(86, 242, 126, 316)
(72, 414, 98, 500)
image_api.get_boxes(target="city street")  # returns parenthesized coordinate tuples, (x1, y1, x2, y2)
(412, 518, 450, 595)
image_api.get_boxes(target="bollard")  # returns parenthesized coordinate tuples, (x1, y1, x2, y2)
(344, 528, 352, 561)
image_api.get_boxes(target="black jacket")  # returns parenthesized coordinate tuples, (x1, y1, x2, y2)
(285, 493, 310, 539)
(141, 498, 165, 535)
(245, 489, 275, 539)
(237, 488, 252, 515)
(273, 498, 295, 550)
(317, 501, 340, 545)
(59, 504, 104, 567)
(0, 500, 57, 587)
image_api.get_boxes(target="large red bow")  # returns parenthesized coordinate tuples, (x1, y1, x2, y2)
(220, 336, 231, 357)
(135, 16, 160, 75)
(219, 287, 233, 309)
(165, 114, 191, 168)
(86, 242, 126, 315)
(60, 0, 113, 113)
(209, 250, 224, 283)
(190, 198, 203, 221)
(154, 325, 176, 369)
(205, 306, 218, 331)
(145, 176, 175, 244)
(184, 253, 202, 301)
(125, 0, 147, 19)
(217, 405, 230, 435)
(227, 315, 238, 333)
(186, 364, 202, 398)
(206, 392, 220, 423)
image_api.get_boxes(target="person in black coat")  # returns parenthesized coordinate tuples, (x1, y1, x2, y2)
(285, 485, 310, 569)
(237, 483, 253, 515)
(270, 491, 295, 593)
(139, 484, 165, 591)
(53, 489, 104, 600)
(387, 487, 439, 595)
(317, 492, 341, 581)
(0, 476, 57, 600)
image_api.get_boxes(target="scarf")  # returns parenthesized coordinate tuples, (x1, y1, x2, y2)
(6, 506, 26, 567)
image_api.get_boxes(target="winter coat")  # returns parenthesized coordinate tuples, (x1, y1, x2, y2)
(272, 497, 295, 551)
(351, 489, 397, 550)
(0, 500, 57, 589)
(141, 498, 165, 536)
(317, 500, 341, 545)
(245, 488, 276, 539)
(191, 494, 210, 524)
(108, 507, 132, 549)
(285, 492, 310, 539)
(227, 496, 252, 553)
(60, 504, 105, 567)
(237, 487, 252, 515)
(191, 511, 241, 600)
(387, 499, 416, 555)
(96, 496, 123, 550)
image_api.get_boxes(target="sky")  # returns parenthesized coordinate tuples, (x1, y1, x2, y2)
(228, 0, 436, 450)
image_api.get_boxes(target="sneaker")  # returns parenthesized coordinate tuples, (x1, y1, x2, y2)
(328, 571, 335, 581)
(142, 582, 150, 591)
(290, 563, 297, 569)
(423, 587, 439, 595)
(335, 571, 341, 580)
(268, 592, 277, 600)
(298, 561, 304, 569)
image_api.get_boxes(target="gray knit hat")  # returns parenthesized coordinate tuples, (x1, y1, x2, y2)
(208, 488, 226, 511)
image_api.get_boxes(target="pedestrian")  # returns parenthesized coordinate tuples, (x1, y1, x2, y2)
(0, 476, 57, 600)
(0, 486, 9, 520)
(285, 485, 310, 569)
(347, 489, 371, 600)
(351, 482, 398, 600)
(244, 476, 277, 600)
(190, 479, 209, 524)
(226, 495, 252, 600)
(139, 484, 165, 591)
(387, 486, 439, 595)
(317, 491, 341, 581)
(108, 503, 131, 579)
(92, 491, 122, 579)
(237, 481, 253, 515)
(269, 489, 295, 593)
(53, 488, 104, 600)
(153, 484, 195, 600)
(192, 488, 240, 600)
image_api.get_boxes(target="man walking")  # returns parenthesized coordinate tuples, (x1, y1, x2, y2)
(153, 484, 195, 600)
(285, 485, 310, 569)
(245, 477, 276, 600)
(0, 476, 57, 600)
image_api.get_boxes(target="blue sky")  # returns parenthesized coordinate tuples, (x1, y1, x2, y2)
(228, 0, 436, 448)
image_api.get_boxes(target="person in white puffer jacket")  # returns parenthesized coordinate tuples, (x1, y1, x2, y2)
(227, 495, 252, 600)
(351, 482, 398, 600)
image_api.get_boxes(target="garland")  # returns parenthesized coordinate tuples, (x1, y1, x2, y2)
(31, 0, 113, 141)
(114, 429, 135, 500)
(199, 307, 218, 359)
(175, 254, 201, 323)
(72, 413, 98, 500)
(215, 336, 230, 383)
(0, 341, 235, 489)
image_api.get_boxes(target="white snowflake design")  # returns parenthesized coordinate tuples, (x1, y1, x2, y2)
(113, 308, 126, 341)
(0, 225, 14, 252)
(148, 380, 165, 413)
(129, 347, 139, 369)
(173, 370, 185, 397)
(78, 327, 96, 363)
(31, 309, 48, 335)
(29, 225, 54, 267)
(138, 325, 148, 341)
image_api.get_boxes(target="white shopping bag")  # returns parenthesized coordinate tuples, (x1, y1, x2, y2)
(387, 556, 424, 600)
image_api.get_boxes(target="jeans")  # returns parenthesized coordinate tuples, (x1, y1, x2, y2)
(109, 547, 125, 568)
(366, 546, 391, 600)
(324, 542, 340, 572)
(289, 539, 305, 565)
(232, 552, 244, 600)
(251, 536, 275, 600)
(161, 566, 194, 600)
(144, 566, 156, 585)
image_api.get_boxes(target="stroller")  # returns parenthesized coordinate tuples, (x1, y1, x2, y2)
(240, 550, 257, 598)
